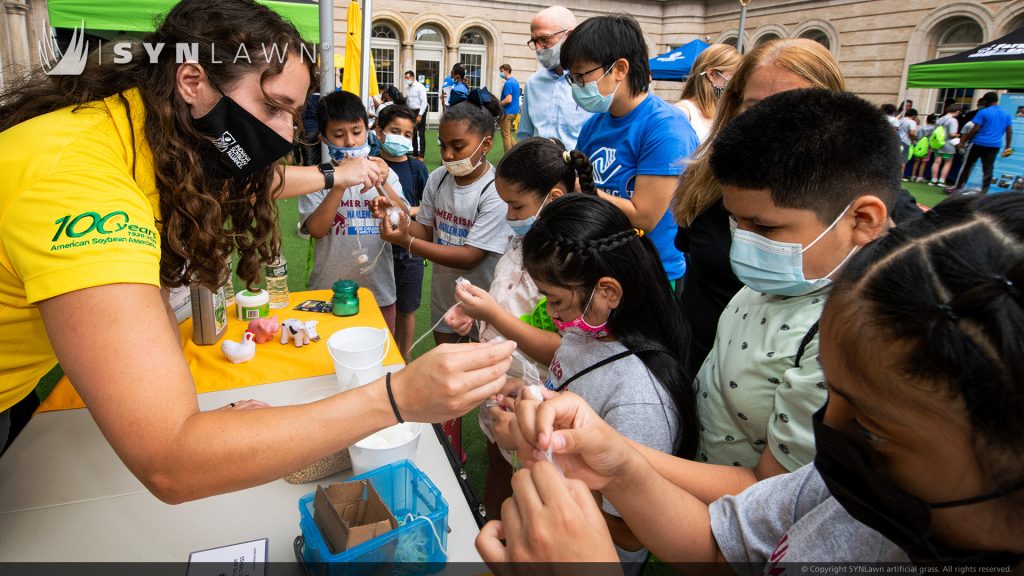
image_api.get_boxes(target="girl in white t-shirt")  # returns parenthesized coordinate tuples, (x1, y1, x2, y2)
(378, 90, 509, 459)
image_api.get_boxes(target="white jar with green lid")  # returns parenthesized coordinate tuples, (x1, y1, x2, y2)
(235, 289, 270, 321)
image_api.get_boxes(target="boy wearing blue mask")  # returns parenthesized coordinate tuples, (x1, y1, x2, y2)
(560, 14, 698, 289)
(687, 88, 895, 491)
(374, 104, 429, 360)
(299, 90, 409, 334)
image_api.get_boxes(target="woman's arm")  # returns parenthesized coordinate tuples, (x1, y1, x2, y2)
(274, 159, 384, 200)
(39, 283, 515, 504)
(598, 174, 676, 231)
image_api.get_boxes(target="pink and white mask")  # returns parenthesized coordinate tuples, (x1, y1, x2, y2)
(552, 287, 611, 338)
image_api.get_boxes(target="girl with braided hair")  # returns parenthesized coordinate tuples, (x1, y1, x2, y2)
(481, 192, 1024, 569)
(443, 136, 596, 519)
(521, 193, 698, 570)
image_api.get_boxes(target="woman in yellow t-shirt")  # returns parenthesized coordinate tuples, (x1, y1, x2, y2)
(0, 0, 513, 502)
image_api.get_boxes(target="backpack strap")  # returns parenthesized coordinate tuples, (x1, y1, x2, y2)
(794, 320, 820, 369)
(554, 346, 666, 392)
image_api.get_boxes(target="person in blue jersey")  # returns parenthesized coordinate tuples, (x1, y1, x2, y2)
(561, 14, 698, 288)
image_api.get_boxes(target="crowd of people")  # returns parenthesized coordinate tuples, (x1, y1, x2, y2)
(0, 0, 1020, 571)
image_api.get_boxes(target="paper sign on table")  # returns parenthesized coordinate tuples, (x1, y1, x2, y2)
(186, 538, 268, 576)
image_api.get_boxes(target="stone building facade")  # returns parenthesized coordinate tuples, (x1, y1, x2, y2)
(4, 0, 1023, 122)
(345, 0, 1024, 122)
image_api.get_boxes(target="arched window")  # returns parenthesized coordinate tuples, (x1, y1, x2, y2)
(458, 28, 489, 90)
(754, 33, 780, 47)
(721, 36, 738, 48)
(370, 22, 400, 90)
(932, 18, 984, 114)
(800, 29, 831, 51)
(416, 26, 444, 44)
(372, 25, 397, 40)
(414, 25, 446, 113)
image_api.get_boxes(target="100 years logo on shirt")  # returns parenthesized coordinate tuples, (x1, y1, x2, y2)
(50, 210, 158, 252)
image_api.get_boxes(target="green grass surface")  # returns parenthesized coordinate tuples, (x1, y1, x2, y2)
(32, 135, 948, 506)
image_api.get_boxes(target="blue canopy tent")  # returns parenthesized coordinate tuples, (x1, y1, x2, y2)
(649, 39, 710, 81)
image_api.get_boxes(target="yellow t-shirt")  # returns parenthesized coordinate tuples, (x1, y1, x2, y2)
(0, 88, 160, 412)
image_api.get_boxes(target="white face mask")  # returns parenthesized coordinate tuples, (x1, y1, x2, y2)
(405, 78, 413, 87)
(442, 138, 486, 177)
(536, 41, 563, 70)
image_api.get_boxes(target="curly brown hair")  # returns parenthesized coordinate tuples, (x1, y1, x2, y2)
(0, 0, 316, 290)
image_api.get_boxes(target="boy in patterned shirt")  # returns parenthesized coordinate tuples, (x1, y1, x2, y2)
(627, 89, 901, 506)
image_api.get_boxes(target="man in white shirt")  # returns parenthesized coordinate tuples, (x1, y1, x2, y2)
(404, 70, 429, 160)
(517, 5, 592, 150)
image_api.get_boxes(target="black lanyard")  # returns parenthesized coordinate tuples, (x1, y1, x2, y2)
(554, 347, 664, 392)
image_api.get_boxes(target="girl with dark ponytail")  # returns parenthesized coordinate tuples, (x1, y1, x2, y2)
(444, 136, 596, 518)
(521, 193, 696, 567)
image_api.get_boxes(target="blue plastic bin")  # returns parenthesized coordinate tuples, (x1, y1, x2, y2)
(298, 459, 448, 575)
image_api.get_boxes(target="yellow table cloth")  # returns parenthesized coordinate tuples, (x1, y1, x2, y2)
(37, 289, 403, 413)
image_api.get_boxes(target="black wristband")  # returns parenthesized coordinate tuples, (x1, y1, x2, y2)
(385, 372, 404, 424)
(317, 162, 334, 191)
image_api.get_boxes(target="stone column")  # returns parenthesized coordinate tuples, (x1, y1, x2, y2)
(4, 0, 32, 69)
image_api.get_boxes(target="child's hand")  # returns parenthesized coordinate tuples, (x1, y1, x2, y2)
(334, 157, 384, 190)
(379, 210, 411, 245)
(514, 390, 638, 492)
(455, 282, 500, 322)
(475, 462, 619, 565)
(488, 399, 520, 451)
(369, 196, 393, 219)
(443, 305, 474, 336)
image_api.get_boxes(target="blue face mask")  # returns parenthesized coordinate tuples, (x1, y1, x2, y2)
(570, 67, 619, 114)
(324, 137, 370, 163)
(729, 203, 858, 297)
(381, 133, 413, 157)
(508, 194, 551, 237)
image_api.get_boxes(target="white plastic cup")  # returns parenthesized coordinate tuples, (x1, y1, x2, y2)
(326, 327, 390, 391)
(349, 423, 422, 476)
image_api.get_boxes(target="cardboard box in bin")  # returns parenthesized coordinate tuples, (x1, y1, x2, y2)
(313, 480, 398, 555)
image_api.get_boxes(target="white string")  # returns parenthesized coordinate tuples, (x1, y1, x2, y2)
(409, 303, 460, 351)
(358, 241, 389, 275)
(403, 513, 447, 558)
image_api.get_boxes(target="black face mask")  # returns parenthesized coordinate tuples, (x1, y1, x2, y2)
(813, 404, 1024, 567)
(191, 95, 293, 179)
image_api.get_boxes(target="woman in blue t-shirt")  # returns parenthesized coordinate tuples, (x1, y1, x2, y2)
(560, 14, 699, 287)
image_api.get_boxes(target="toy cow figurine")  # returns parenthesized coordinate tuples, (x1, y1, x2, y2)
(281, 319, 320, 348)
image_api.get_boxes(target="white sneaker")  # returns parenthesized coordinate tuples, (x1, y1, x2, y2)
(296, 221, 309, 240)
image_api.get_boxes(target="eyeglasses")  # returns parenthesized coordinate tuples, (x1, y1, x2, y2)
(527, 29, 568, 50)
(565, 63, 612, 88)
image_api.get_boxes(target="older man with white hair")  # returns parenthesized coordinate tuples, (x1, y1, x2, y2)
(516, 5, 592, 150)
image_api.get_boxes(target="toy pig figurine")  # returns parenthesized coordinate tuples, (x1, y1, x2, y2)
(222, 331, 257, 364)
(247, 315, 280, 344)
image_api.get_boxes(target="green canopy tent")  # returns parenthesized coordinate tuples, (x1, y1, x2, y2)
(907, 27, 1024, 89)
(47, 0, 319, 41)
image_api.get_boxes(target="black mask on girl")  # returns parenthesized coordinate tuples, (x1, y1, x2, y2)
(192, 95, 293, 179)
(812, 403, 1024, 567)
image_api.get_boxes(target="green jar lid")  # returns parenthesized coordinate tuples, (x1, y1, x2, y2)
(332, 279, 359, 295)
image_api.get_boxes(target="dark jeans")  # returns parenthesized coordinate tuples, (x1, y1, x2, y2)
(412, 119, 426, 158)
(955, 143, 1000, 192)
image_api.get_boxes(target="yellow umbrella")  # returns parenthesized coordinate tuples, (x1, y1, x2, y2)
(341, 0, 380, 97)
